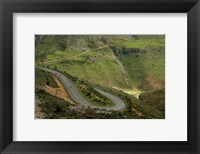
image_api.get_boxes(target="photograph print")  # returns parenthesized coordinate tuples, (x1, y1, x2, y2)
(35, 35, 165, 119)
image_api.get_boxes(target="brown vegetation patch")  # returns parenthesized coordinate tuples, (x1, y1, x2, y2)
(44, 75, 76, 105)
(145, 74, 163, 90)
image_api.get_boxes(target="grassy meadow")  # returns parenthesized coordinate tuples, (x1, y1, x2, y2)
(35, 35, 165, 119)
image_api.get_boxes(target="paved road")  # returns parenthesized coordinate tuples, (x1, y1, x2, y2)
(94, 88, 126, 110)
(36, 67, 126, 111)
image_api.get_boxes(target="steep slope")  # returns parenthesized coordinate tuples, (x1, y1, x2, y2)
(35, 35, 165, 91)
(109, 35, 165, 90)
(35, 35, 133, 61)
(41, 47, 130, 89)
(35, 35, 165, 119)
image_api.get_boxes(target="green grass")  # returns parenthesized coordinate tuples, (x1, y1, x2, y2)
(41, 48, 130, 89)
(36, 35, 165, 91)
(35, 67, 165, 119)
(108, 36, 165, 90)
(35, 35, 105, 61)
(45, 51, 79, 61)
(108, 35, 165, 48)
(49, 61, 128, 88)
(116, 48, 165, 90)
(35, 35, 165, 119)
(96, 85, 165, 119)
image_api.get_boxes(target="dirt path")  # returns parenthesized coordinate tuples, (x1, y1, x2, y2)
(41, 45, 109, 64)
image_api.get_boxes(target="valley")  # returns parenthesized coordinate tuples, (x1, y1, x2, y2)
(35, 35, 165, 119)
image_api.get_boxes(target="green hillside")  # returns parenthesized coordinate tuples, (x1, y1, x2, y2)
(36, 35, 106, 61)
(35, 35, 164, 91)
(35, 35, 165, 119)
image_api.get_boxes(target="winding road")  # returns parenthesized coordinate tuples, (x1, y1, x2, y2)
(36, 67, 126, 111)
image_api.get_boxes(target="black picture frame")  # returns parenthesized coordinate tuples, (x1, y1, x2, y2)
(0, 0, 200, 153)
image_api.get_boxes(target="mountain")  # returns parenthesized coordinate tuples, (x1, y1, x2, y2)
(110, 36, 165, 90)
(35, 35, 165, 119)
(35, 35, 164, 91)
(35, 35, 133, 61)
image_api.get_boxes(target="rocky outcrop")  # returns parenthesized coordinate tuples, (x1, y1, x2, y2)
(43, 75, 76, 105)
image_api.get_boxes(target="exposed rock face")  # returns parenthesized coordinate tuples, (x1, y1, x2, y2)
(112, 54, 130, 87)
(43, 75, 76, 105)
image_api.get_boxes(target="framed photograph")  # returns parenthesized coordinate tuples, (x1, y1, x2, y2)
(0, 0, 200, 153)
